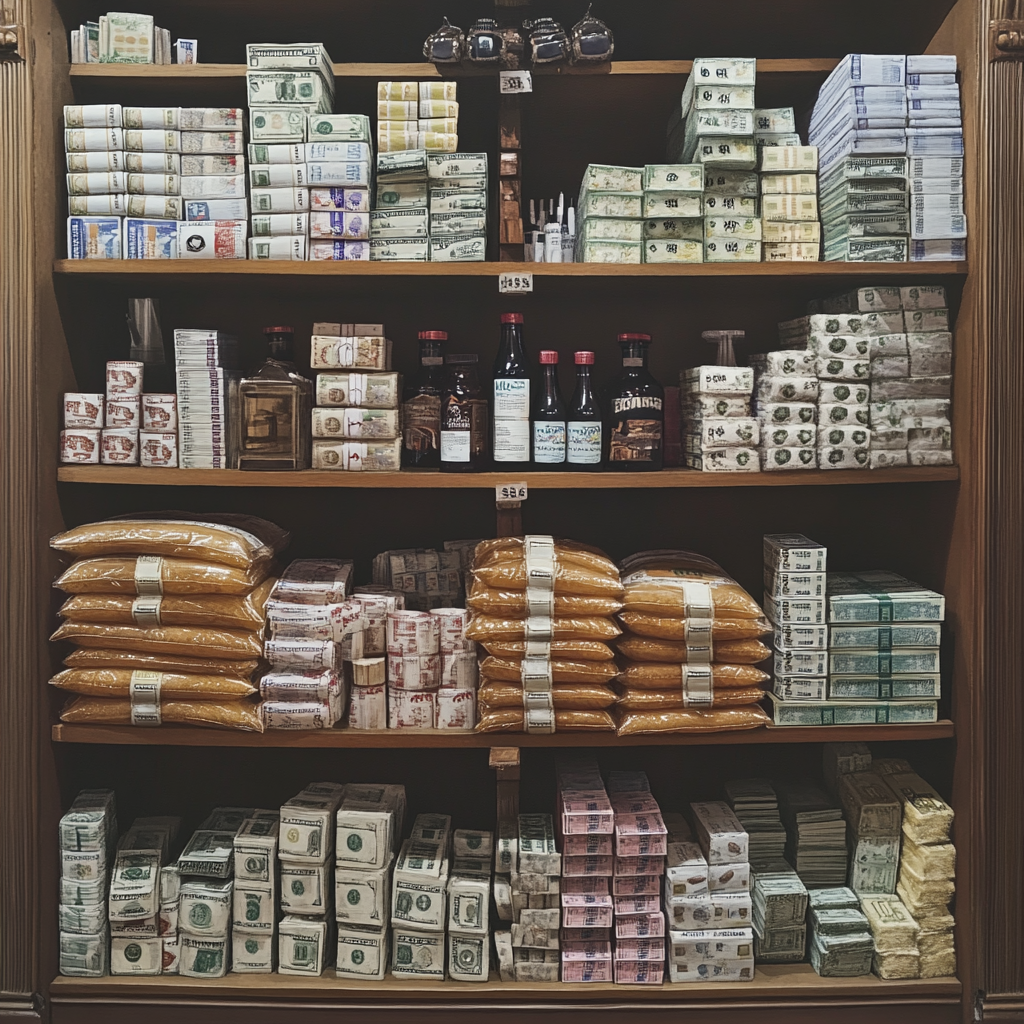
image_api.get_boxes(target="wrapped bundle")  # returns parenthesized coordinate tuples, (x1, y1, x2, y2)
(50, 514, 287, 731)
(467, 536, 622, 734)
(613, 552, 771, 735)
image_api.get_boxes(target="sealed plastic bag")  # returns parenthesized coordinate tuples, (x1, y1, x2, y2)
(480, 655, 618, 684)
(615, 705, 770, 735)
(617, 633, 770, 665)
(618, 611, 771, 642)
(466, 614, 621, 643)
(618, 660, 769, 689)
(58, 579, 274, 631)
(468, 581, 622, 617)
(51, 621, 263, 659)
(59, 695, 265, 731)
(482, 639, 616, 661)
(50, 668, 256, 700)
(472, 537, 623, 597)
(476, 705, 616, 733)
(615, 686, 765, 710)
(477, 680, 617, 709)
(55, 556, 272, 596)
(63, 647, 260, 678)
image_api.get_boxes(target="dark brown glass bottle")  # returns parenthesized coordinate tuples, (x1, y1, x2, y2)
(607, 333, 663, 471)
(440, 353, 488, 472)
(402, 330, 446, 468)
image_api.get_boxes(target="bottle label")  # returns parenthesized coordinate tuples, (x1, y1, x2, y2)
(609, 418, 662, 464)
(440, 431, 470, 462)
(533, 421, 566, 463)
(567, 421, 602, 464)
(493, 379, 530, 419)
(402, 395, 441, 454)
(493, 419, 530, 461)
(421, 357, 443, 366)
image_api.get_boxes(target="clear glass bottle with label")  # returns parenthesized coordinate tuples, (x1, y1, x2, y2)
(532, 350, 566, 468)
(567, 350, 602, 469)
(607, 333, 663, 471)
(402, 330, 446, 469)
(492, 312, 531, 465)
(237, 326, 312, 470)
(440, 354, 488, 473)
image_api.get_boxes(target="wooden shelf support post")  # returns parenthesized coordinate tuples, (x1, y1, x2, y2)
(489, 746, 521, 824)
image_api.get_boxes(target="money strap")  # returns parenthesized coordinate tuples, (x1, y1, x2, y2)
(522, 538, 557, 734)
(348, 373, 366, 407)
(523, 535, 556, 591)
(131, 595, 162, 627)
(133, 555, 164, 595)
(677, 581, 714, 619)
(524, 692, 555, 734)
(344, 443, 366, 471)
(681, 665, 713, 707)
(876, 626, 892, 652)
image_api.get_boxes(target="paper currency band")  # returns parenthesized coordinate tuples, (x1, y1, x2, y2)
(134, 554, 164, 595)
(524, 535, 556, 592)
(681, 664, 713, 708)
(131, 594, 163, 627)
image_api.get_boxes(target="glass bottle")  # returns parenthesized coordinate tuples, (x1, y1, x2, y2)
(607, 333, 664, 471)
(532, 350, 566, 468)
(567, 350, 602, 469)
(492, 312, 531, 466)
(237, 326, 312, 470)
(441, 354, 488, 473)
(402, 330, 446, 469)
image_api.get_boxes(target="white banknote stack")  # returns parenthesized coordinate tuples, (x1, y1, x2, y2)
(873, 759, 957, 977)
(277, 783, 345, 975)
(640, 163, 704, 264)
(447, 827, 494, 981)
(576, 163, 644, 264)
(377, 79, 459, 155)
(312, 358, 400, 449)
(760, 141, 821, 261)
(230, 812, 280, 973)
(391, 814, 452, 980)
(681, 363, 759, 472)
(59, 790, 117, 977)
(173, 329, 238, 468)
(349, 586, 401, 729)
(609, 772, 667, 984)
(838, 770, 902, 896)
(305, 119, 373, 261)
(372, 149, 430, 261)
(385, 608, 441, 729)
(158, 861, 181, 973)
(334, 784, 406, 980)
(505, 813, 561, 981)
(554, 763, 613, 982)
(668, 58, 760, 262)
(97, 358, 142, 465)
(427, 151, 488, 262)
(751, 348, 819, 472)
(807, 886, 874, 976)
(65, 104, 126, 258)
(860, 892, 922, 979)
(70, 13, 170, 65)
(763, 533, 828, 704)
(259, 559, 357, 729)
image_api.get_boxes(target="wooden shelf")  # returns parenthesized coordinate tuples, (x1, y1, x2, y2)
(50, 721, 955, 747)
(52, 259, 969, 279)
(56, 466, 960, 488)
(67, 59, 842, 80)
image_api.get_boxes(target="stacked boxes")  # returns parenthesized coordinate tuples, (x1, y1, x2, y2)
(59, 790, 116, 977)
(680, 364, 759, 472)
(371, 544, 469, 610)
(750, 349, 819, 471)
(333, 785, 404, 981)
(838, 770, 901, 895)
(447, 828, 493, 982)
(277, 783, 344, 976)
(760, 144, 821, 261)
(386, 609, 440, 729)
(577, 163, 644, 264)
(807, 887, 874, 977)
(702, 167, 760, 262)
(610, 772, 667, 984)
(173, 329, 238, 469)
(231, 814, 280, 973)
(556, 764, 613, 983)
(427, 152, 489, 262)
(372, 150, 429, 262)
(100, 359, 146, 466)
(377, 79, 459, 154)
(750, 860, 808, 963)
(641, 163, 704, 264)
(349, 586, 401, 729)
(509, 814, 561, 981)
(391, 814, 451, 981)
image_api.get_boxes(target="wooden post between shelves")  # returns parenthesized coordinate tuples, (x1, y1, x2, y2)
(489, 746, 521, 823)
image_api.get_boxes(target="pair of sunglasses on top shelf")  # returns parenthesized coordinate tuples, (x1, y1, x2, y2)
(424, 6, 614, 68)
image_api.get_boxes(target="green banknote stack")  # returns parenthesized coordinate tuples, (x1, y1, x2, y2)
(807, 887, 874, 976)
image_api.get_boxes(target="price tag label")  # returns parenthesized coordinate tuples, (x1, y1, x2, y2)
(499, 70, 533, 94)
(495, 482, 528, 502)
(498, 271, 534, 294)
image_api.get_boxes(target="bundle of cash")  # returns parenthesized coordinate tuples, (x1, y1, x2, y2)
(65, 105, 126, 258)
(639, 162, 703, 264)
(231, 814, 279, 973)
(377, 80, 459, 153)
(838, 771, 900, 895)
(750, 351, 818, 474)
(681, 363, 759, 472)
(448, 829, 493, 982)
(724, 779, 787, 863)
(173, 329, 237, 468)
(808, 887, 874, 976)
(59, 790, 116, 976)
(576, 163, 643, 264)
(760, 144, 821, 262)
(371, 149, 428, 261)
(370, 546, 467, 611)
(750, 860, 807, 963)
(426, 152, 488, 262)
(777, 780, 848, 887)
(861, 894, 921, 978)
(69, 13, 173, 65)
(822, 742, 872, 795)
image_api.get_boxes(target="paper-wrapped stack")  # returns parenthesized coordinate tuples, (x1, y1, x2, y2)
(822, 742, 872, 796)
(861, 894, 921, 978)
(725, 779, 787, 864)
(614, 550, 771, 735)
(752, 353, 819, 472)
(838, 770, 901, 895)
(640, 163, 704, 265)
(808, 887, 874, 976)
(468, 536, 622, 734)
(50, 515, 286, 731)
(776, 780, 848, 887)
(682, 364, 760, 473)
(229, 810, 280, 973)
(59, 789, 117, 976)
(507, 813, 561, 981)
(447, 827, 493, 981)
(761, 141, 821, 262)
(577, 163, 644, 264)
(750, 860, 808, 963)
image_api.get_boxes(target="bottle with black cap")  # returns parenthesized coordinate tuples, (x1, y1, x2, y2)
(607, 333, 663, 471)
(402, 330, 446, 469)
(532, 349, 566, 468)
(440, 353, 488, 473)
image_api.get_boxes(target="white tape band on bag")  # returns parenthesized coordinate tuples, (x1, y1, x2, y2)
(683, 619, 712, 644)
(521, 657, 553, 690)
(131, 595, 163, 627)
(524, 535, 556, 592)
(525, 615, 554, 642)
(524, 690, 555, 734)
(526, 587, 555, 618)
(133, 555, 164, 595)
(129, 674, 162, 727)
(681, 664, 713, 707)
(685, 639, 713, 665)
(525, 640, 552, 659)
(678, 580, 714, 620)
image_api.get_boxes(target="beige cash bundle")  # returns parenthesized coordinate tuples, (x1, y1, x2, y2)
(613, 551, 772, 735)
(466, 536, 623, 733)
(49, 514, 289, 731)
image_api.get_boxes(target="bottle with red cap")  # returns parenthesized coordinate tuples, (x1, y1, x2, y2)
(402, 330, 446, 469)
(607, 333, 663, 471)
(492, 312, 531, 466)
(532, 350, 566, 467)
(567, 350, 602, 469)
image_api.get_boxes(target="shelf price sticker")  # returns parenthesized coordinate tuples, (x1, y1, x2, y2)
(496, 482, 528, 504)
(498, 271, 534, 294)
(499, 70, 533, 94)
